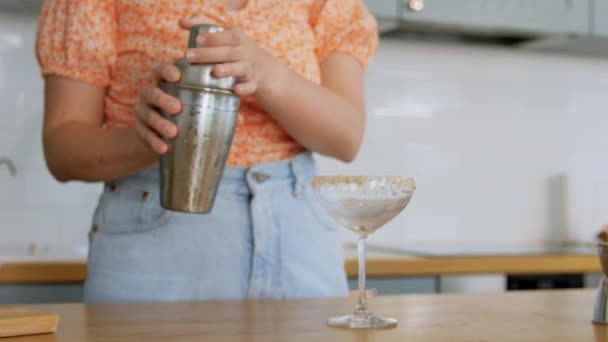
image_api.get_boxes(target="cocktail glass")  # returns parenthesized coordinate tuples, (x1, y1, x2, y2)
(312, 176, 416, 329)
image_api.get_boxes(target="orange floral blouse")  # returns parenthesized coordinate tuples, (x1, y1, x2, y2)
(36, 0, 378, 167)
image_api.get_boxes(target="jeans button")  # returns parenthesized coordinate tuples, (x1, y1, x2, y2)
(108, 182, 119, 192)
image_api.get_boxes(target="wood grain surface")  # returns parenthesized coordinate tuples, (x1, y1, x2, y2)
(3, 289, 606, 342)
(0, 307, 58, 338)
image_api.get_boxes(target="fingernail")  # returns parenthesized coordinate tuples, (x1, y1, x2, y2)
(196, 35, 205, 46)
(164, 125, 174, 137)
(186, 50, 195, 60)
(171, 101, 180, 112)
(172, 72, 181, 82)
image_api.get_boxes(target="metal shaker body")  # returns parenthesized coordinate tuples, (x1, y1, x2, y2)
(593, 242, 608, 324)
(159, 24, 240, 214)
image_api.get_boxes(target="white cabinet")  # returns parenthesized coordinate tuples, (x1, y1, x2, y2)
(399, 0, 591, 35)
(0, 0, 42, 12)
(364, 0, 402, 33)
(593, 0, 608, 36)
(364, 0, 400, 18)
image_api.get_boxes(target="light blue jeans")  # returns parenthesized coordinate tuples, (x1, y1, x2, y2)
(83, 152, 348, 303)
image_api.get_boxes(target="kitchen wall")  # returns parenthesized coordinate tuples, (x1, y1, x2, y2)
(1, 9, 608, 255)
(319, 37, 608, 249)
(0, 11, 101, 256)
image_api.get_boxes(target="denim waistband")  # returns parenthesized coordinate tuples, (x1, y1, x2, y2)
(110, 152, 317, 196)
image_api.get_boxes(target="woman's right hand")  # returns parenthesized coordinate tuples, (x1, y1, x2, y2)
(134, 64, 182, 154)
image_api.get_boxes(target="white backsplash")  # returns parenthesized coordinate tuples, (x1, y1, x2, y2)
(1, 10, 608, 254)
(319, 38, 608, 248)
(0, 11, 102, 253)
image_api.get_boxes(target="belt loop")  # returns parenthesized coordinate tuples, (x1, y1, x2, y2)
(290, 154, 306, 198)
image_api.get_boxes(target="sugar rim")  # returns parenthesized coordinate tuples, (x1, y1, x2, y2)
(311, 176, 416, 191)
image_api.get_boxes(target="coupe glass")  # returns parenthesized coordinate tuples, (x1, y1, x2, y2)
(312, 176, 416, 329)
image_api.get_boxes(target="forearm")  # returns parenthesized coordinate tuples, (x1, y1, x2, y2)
(256, 60, 365, 162)
(44, 122, 158, 182)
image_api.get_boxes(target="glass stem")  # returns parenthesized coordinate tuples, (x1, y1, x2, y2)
(355, 235, 368, 315)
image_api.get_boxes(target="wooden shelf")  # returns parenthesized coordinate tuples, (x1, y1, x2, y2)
(0, 253, 601, 284)
(345, 254, 601, 277)
(0, 262, 86, 284)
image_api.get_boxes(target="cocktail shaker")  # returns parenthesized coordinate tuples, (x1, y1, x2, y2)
(159, 24, 240, 214)
(593, 242, 608, 324)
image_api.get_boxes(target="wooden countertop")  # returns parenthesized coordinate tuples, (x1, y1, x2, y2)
(6, 289, 606, 341)
(0, 251, 601, 284)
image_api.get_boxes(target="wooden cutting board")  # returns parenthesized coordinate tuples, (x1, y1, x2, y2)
(0, 307, 58, 338)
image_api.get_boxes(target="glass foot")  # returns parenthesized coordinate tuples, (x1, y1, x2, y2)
(327, 313, 397, 329)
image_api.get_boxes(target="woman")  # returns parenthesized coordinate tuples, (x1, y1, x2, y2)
(36, 0, 378, 303)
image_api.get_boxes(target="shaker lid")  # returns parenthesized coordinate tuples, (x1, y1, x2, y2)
(188, 24, 225, 48)
(176, 24, 237, 92)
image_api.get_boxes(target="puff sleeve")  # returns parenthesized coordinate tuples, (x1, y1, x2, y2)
(311, 0, 379, 68)
(36, 0, 117, 87)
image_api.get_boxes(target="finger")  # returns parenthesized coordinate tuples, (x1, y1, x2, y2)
(213, 62, 251, 81)
(186, 46, 244, 64)
(234, 81, 257, 97)
(153, 64, 181, 83)
(143, 86, 181, 115)
(178, 15, 206, 30)
(139, 106, 178, 139)
(134, 115, 169, 154)
(196, 27, 246, 47)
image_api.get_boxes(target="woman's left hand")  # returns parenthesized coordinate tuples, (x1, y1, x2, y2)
(179, 17, 283, 97)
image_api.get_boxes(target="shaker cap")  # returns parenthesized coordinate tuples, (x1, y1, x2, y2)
(175, 24, 237, 91)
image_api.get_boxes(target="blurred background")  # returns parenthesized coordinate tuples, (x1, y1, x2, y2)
(1, 0, 607, 302)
